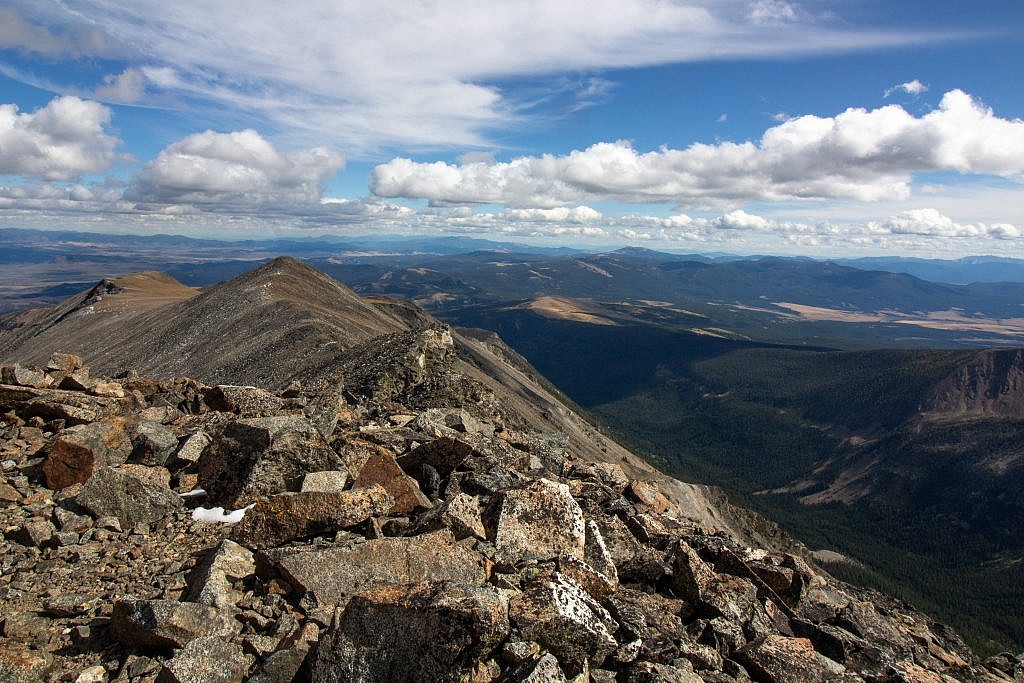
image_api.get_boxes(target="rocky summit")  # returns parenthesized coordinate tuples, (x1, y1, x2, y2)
(0, 265, 1022, 683)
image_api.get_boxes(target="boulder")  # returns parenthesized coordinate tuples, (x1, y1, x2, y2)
(111, 599, 241, 652)
(493, 478, 586, 562)
(510, 573, 618, 670)
(351, 453, 431, 515)
(198, 415, 342, 507)
(413, 408, 492, 437)
(203, 385, 283, 417)
(0, 645, 48, 683)
(311, 582, 509, 683)
(130, 422, 179, 467)
(277, 529, 488, 608)
(76, 465, 183, 527)
(230, 485, 393, 549)
(172, 431, 210, 468)
(155, 636, 253, 683)
(46, 353, 83, 373)
(43, 421, 132, 490)
(734, 635, 845, 682)
(1, 366, 52, 389)
(185, 539, 256, 609)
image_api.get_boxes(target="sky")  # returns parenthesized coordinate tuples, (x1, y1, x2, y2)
(1, 1, 1023, 256)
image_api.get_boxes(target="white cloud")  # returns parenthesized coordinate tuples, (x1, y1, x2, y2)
(11, 1, 935, 151)
(372, 90, 1024, 207)
(885, 79, 929, 98)
(748, 0, 798, 25)
(867, 208, 1019, 240)
(717, 113, 728, 123)
(0, 96, 122, 181)
(125, 129, 344, 209)
(93, 68, 146, 104)
(502, 206, 603, 223)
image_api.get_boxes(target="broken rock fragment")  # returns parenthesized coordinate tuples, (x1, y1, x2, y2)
(510, 573, 619, 671)
(230, 485, 393, 549)
(276, 529, 488, 607)
(311, 582, 509, 683)
(198, 415, 341, 507)
(494, 478, 586, 562)
(76, 465, 182, 527)
(185, 539, 256, 609)
(351, 452, 430, 514)
(155, 636, 253, 683)
(111, 599, 241, 652)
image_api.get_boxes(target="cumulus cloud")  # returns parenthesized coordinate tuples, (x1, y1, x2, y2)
(125, 129, 344, 209)
(502, 206, 603, 223)
(0, 96, 122, 181)
(372, 90, 1024, 207)
(11, 1, 933, 150)
(885, 79, 928, 98)
(867, 208, 1020, 240)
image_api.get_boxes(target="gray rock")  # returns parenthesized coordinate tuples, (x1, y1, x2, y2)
(1, 366, 52, 388)
(516, 653, 567, 682)
(734, 635, 846, 682)
(15, 518, 54, 548)
(111, 599, 241, 652)
(185, 539, 255, 609)
(76, 465, 183, 527)
(494, 478, 586, 562)
(277, 529, 488, 608)
(171, 431, 210, 468)
(130, 422, 179, 467)
(311, 582, 508, 683)
(43, 421, 132, 490)
(198, 415, 342, 507)
(155, 636, 253, 683)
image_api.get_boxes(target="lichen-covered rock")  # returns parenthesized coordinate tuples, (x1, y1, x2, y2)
(510, 573, 619, 671)
(198, 415, 342, 507)
(203, 385, 283, 417)
(300, 470, 349, 493)
(44, 421, 132, 490)
(494, 478, 585, 562)
(277, 529, 488, 608)
(111, 599, 241, 652)
(230, 485, 393, 549)
(155, 636, 253, 683)
(172, 430, 210, 468)
(2, 366, 52, 388)
(311, 582, 509, 683)
(76, 465, 182, 527)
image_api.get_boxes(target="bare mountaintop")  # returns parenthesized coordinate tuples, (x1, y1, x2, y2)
(0, 256, 765, 543)
(0, 257, 408, 388)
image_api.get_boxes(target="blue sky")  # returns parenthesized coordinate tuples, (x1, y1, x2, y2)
(1, 1, 1023, 255)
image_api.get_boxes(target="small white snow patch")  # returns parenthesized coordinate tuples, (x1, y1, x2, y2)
(179, 488, 207, 498)
(192, 504, 254, 524)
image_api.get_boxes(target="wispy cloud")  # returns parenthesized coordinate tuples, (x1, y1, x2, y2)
(4, 1, 948, 153)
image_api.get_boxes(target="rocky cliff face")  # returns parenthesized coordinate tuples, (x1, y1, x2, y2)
(926, 349, 1024, 419)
